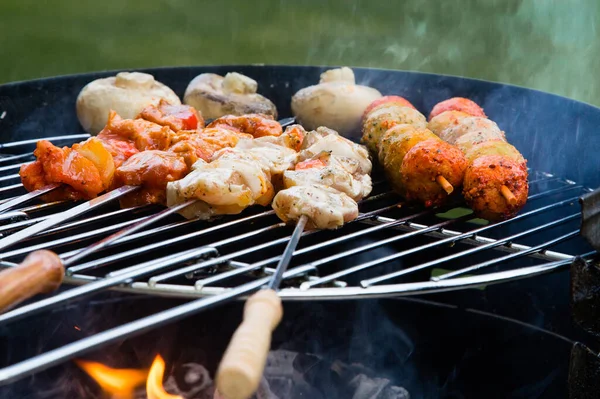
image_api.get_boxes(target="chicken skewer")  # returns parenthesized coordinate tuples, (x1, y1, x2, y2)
(0, 116, 292, 313)
(216, 127, 372, 399)
(428, 97, 528, 220)
(3, 110, 278, 251)
(0, 121, 301, 324)
(215, 214, 307, 399)
(361, 96, 468, 207)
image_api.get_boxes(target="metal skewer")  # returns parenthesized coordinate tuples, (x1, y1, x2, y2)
(215, 214, 308, 399)
(0, 183, 61, 215)
(0, 185, 139, 252)
(0, 216, 312, 387)
(0, 197, 195, 314)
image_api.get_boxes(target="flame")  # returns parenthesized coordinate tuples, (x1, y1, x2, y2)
(76, 355, 182, 399)
(146, 355, 183, 399)
(75, 359, 147, 399)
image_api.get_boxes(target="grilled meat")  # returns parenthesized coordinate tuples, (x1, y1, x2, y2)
(429, 97, 486, 120)
(207, 114, 283, 138)
(378, 124, 467, 207)
(137, 99, 205, 132)
(114, 151, 188, 208)
(430, 97, 528, 221)
(362, 99, 467, 208)
(272, 184, 358, 230)
(361, 103, 427, 153)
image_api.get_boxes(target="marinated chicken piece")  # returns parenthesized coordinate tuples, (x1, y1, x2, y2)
(252, 124, 305, 152)
(72, 137, 116, 191)
(283, 153, 372, 201)
(438, 117, 504, 146)
(363, 95, 416, 120)
(167, 138, 213, 168)
(272, 185, 359, 230)
(454, 129, 506, 154)
(97, 110, 174, 152)
(427, 110, 471, 136)
(299, 127, 372, 176)
(377, 124, 435, 166)
(20, 140, 104, 200)
(166, 151, 274, 220)
(429, 97, 486, 120)
(168, 127, 252, 168)
(361, 104, 427, 153)
(463, 140, 526, 166)
(95, 135, 139, 168)
(377, 124, 468, 207)
(463, 155, 529, 221)
(400, 140, 468, 207)
(206, 114, 283, 138)
(430, 97, 528, 221)
(114, 150, 188, 207)
(233, 138, 298, 190)
(138, 99, 205, 131)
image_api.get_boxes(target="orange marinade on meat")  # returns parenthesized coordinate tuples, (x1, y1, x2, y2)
(114, 150, 188, 207)
(428, 97, 486, 120)
(97, 110, 175, 154)
(138, 99, 205, 132)
(206, 114, 283, 138)
(169, 127, 253, 168)
(463, 155, 528, 221)
(20, 140, 104, 200)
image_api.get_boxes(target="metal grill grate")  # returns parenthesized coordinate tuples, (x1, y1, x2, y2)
(0, 135, 592, 301)
(0, 133, 596, 384)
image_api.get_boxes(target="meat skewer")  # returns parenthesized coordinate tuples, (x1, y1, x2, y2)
(427, 97, 528, 221)
(216, 128, 372, 399)
(215, 214, 308, 399)
(0, 115, 293, 313)
(361, 97, 468, 207)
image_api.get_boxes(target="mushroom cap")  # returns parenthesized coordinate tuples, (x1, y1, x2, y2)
(76, 72, 180, 134)
(291, 67, 381, 139)
(183, 72, 277, 120)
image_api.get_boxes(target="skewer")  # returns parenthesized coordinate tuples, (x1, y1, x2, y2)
(215, 214, 309, 399)
(0, 185, 139, 252)
(0, 183, 60, 215)
(436, 175, 454, 195)
(501, 185, 517, 205)
(0, 199, 195, 313)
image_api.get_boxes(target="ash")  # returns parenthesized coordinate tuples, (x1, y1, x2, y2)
(138, 350, 409, 399)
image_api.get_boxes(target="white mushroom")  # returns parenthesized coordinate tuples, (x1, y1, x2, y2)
(291, 67, 382, 138)
(183, 72, 277, 119)
(76, 72, 180, 134)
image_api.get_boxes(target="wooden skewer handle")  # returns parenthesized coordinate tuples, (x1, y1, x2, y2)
(216, 289, 283, 399)
(0, 250, 64, 313)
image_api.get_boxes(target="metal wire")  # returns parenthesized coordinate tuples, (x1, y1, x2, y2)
(0, 132, 592, 386)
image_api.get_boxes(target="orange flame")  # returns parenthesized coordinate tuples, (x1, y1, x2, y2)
(75, 359, 147, 399)
(76, 355, 182, 399)
(147, 354, 183, 399)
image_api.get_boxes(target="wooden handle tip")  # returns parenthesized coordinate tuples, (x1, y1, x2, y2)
(216, 289, 282, 399)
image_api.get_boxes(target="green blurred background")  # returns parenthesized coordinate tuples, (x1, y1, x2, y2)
(1, 0, 599, 106)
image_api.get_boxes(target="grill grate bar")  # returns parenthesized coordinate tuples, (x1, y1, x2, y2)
(194, 202, 412, 288)
(0, 162, 28, 174)
(296, 195, 578, 289)
(0, 217, 148, 259)
(0, 134, 90, 150)
(0, 153, 33, 165)
(432, 229, 580, 281)
(361, 212, 580, 286)
(0, 184, 24, 195)
(66, 209, 278, 274)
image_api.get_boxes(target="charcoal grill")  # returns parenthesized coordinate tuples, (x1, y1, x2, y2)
(0, 65, 597, 390)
